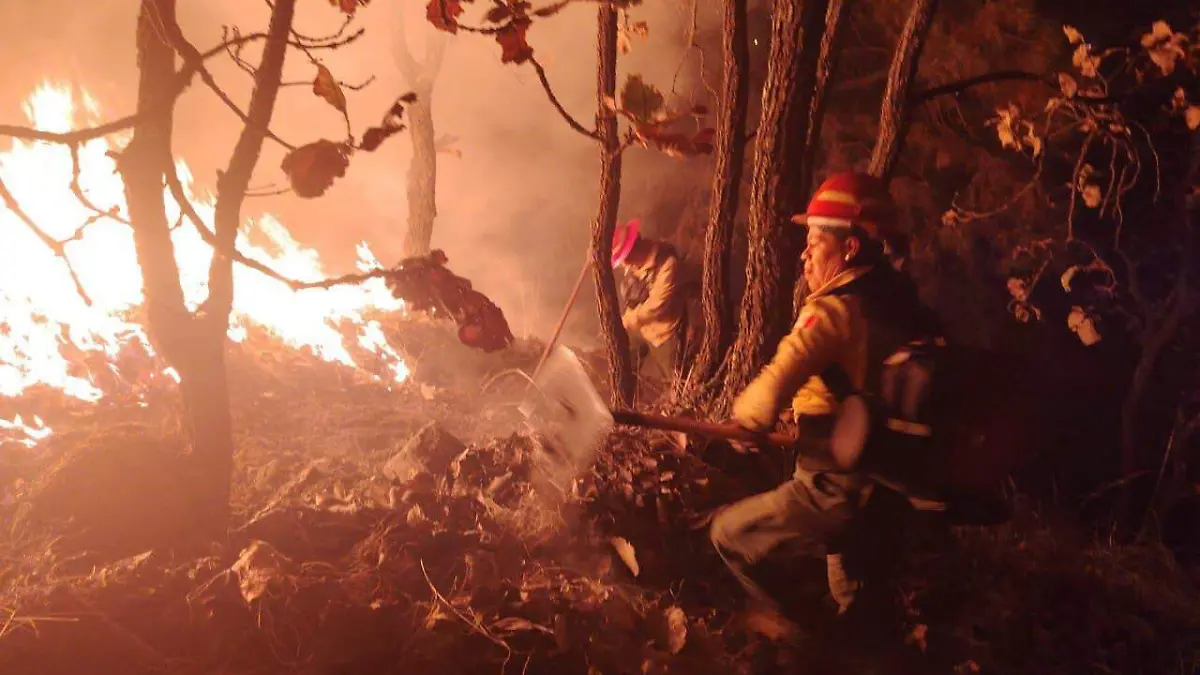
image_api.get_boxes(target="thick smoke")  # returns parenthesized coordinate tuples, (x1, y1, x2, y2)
(0, 1, 720, 348)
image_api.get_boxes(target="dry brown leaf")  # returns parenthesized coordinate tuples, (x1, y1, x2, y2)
(280, 140, 351, 198)
(610, 536, 639, 577)
(1082, 184, 1102, 208)
(1058, 72, 1078, 98)
(1186, 106, 1200, 131)
(330, 0, 369, 15)
(664, 605, 687, 654)
(1062, 25, 1083, 45)
(313, 65, 347, 114)
(905, 622, 929, 652)
(426, 0, 464, 33)
(1072, 44, 1100, 78)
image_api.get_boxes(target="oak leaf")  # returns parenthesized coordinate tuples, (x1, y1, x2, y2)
(1140, 21, 1186, 75)
(313, 65, 347, 114)
(496, 17, 534, 64)
(1058, 72, 1078, 98)
(633, 126, 715, 158)
(330, 0, 369, 16)
(620, 74, 665, 123)
(359, 94, 416, 152)
(280, 140, 350, 198)
(426, 0, 465, 33)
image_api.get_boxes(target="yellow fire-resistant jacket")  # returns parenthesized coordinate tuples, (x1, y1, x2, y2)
(622, 242, 686, 347)
(731, 266, 875, 432)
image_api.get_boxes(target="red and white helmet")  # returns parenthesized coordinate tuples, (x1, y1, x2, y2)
(791, 171, 896, 240)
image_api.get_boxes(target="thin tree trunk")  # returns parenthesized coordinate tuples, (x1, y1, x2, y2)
(592, 2, 634, 407)
(719, 0, 829, 413)
(395, 17, 447, 256)
(120, 0, 235, 529)
(803, 0, 853, 193)
(794, 0, 853, 318)
(868, 0, 939, 183)
(682, 0, 750, 405)
(403, 93, 438, 255)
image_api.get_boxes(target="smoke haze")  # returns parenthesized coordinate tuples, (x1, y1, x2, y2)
(0, 1, 719, 347)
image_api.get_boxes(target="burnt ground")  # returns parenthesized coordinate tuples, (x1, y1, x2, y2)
(1, 318, 1198, 675)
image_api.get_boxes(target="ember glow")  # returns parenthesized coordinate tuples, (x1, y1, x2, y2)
(0, 84, 411, 443)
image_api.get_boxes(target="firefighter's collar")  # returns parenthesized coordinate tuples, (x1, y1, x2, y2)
(807, 265, 872, 300)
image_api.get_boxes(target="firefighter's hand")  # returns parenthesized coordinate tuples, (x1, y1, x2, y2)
(726, 420, 761, 454)
(729, 439, 758, 454)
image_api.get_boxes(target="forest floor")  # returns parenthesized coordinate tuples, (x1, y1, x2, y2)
(1, 318, 1198, 675)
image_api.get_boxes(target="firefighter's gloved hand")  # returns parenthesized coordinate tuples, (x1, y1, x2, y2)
(726, 420, 761, 454)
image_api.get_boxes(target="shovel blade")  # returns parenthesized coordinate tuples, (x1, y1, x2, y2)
(521, 346, 614, 481)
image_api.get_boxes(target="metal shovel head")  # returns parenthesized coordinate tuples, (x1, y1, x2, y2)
(520, 346, 614, 481)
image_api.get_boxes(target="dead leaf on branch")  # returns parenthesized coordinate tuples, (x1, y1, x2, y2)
(632, 126, 716, 158)
(496, 17, 535, 64)
(1187, 106, 1200, 131)
(1063, 25, 1083, 45)
(532, 1, 573, 18)
(426, 0, 465, 33)
(313, 65, 347, 114)
(1081, 184, 1102, 208)
(382, 250, 515, 352)
(1072, 43, 1101, 78)
(1058, 72, 1078, 98)
(620, 74, 666, 123)
(1140, 20, 1187, 75)
(280, 140, 351, 198)
(330, 0, 370, 16)
(359, 93, 417, 152)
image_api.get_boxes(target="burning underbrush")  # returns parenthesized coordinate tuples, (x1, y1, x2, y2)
(0, 318, 1197, 675)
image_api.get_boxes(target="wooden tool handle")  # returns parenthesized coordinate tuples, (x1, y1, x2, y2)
(611, 411, 796, 447)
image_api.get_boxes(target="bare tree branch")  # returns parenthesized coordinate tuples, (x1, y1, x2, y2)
(529, 55, 601, 139)
(204, 0, 297, 322)
(0, 30, 342, 148)
(0, 176, 92, 305)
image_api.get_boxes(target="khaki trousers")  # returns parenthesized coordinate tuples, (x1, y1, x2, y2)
(710, 422, 904, 614)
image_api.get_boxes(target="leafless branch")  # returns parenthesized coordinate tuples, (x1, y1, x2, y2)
(279, 74, 375, 91)
(529, 55, 600, 139)
(0, 30, 326, 148)
(69, 145, 129, 226)
(0, 176, 92, 305)
(168, 25, 301, 152)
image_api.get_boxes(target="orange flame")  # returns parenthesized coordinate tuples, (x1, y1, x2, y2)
(0, 84, 411, 444)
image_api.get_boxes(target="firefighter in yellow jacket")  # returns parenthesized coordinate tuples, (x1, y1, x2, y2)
(709, 172, 942, 636)
(611, 219, 688, 381)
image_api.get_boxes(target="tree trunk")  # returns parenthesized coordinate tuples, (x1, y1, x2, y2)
(793, 0, 853, 318)
(682, 0, 750, 406)
(1119, 130, 1197, 505)
(119, 0, 236, 529)
(868, 0, 939, 183)
(402, 93, 438, 256)
(718, 0, 829, 412)
(592, 2, 634, 407)
(395, 17, 447, 257)
(803, 0, 853, 192)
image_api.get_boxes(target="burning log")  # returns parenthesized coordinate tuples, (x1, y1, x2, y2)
(382, 250, 515, 353)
